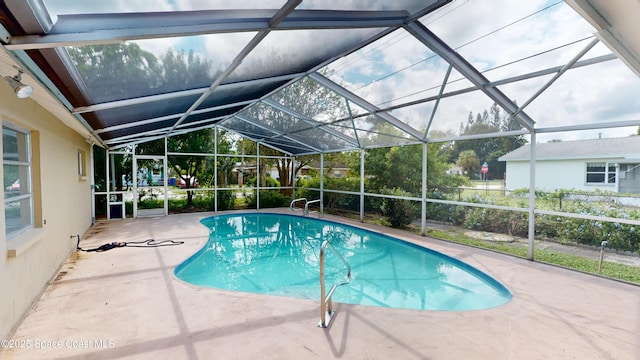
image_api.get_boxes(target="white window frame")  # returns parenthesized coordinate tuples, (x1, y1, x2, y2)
(585, 161, 616, 185)
(3, 122, 33, 238)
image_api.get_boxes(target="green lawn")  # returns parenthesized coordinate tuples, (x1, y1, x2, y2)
(424, 228, 640, 284)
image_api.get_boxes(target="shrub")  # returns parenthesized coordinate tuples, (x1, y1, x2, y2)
(378, 187, 419, 228)
(426, 191, 466, 224)
(295, 176, 361, 212)
(192, 193, 214, 211)
(248, 175, 280, 188)
(463, 207, 528, 236)
(137, 198, 163, 209)
(534, 214, 561, 239)
(165, 192, 215, 212)
(246, 190, 289, 208)
(216, 190, 235, 211)
(426, 202, 465, 224)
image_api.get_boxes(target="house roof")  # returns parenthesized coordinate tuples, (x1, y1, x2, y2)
(0, 1, 639, 155)
(499, 136, 640, 161)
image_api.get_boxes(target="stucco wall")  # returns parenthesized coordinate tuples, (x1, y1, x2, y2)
(0, 84, 92, 338)
(504, 159, 618, 192)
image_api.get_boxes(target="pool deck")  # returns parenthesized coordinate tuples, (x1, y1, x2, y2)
(2, 209, 640, 359)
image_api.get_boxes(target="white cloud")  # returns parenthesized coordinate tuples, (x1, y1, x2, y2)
(325, 0, 640, 141)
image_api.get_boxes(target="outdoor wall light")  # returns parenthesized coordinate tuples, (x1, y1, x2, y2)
(4, 69, 33, 99)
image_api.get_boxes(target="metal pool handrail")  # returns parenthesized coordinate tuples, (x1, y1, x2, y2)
(290, 198, 322, 217)
(318, 240, 351, 328)
(304, 199, 321, 217)
(290, 198, 307, 212)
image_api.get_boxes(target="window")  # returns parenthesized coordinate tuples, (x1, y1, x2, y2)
(586, 162, 616, 184)
(3, 124, 33, 237)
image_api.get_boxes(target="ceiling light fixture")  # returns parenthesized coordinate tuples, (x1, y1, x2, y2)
(4, 68, 33, 99)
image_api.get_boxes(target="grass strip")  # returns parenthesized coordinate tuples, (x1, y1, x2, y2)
(425, 228, 640, 284)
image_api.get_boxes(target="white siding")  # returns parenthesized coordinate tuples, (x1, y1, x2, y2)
(0, 85, 92, 338)
(505, 159, 618, 192)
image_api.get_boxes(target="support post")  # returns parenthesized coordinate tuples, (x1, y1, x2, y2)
(256, 144, 260, 210)
(163, 136, 168, 216)
(320, 153, 324, 216)
(106, 148, 111, 219)
(528, 132, 536, 260)
(421, 142, 428, 236)
(360, 149, 365, 222)
(132, 144, 138, 218)
(214, 127, 218, 212)
(89, 144, 95, 224)
(291, 156, 296, 204)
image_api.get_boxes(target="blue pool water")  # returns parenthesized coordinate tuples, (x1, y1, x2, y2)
(174, 213, 511, 311)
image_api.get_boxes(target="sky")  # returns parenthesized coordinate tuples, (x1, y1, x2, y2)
(41, 0, 640, 144)
(325, 0, 640, 143)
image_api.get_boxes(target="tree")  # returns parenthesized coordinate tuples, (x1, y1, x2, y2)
(456, 150, 480, 175)
(72, 43, 222, 207)
(449, 103, 527, 180)
(322, 151, 352, 176)
(239, 75, 348, 192)
(68, 44, 215, 101)
(67, 43, 161, 101)
(158, 48, 214, 92)
(345, 139, 467, 227)
(237, 138, 307, 192)
(167, 130, 216, 206)
(363, 144, 423, 195)
(353, 125, 468, 196)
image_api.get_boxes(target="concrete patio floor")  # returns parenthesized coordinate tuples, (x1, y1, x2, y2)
(2, 209, 639, 360)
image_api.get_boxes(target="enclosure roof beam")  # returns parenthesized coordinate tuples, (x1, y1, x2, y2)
(104, 128, 171, 146)
(73, 72, 304, 114)
(426, 129, 530, 143)
(515, 38, 600, 116)
(535, 119, 640, 134)
(254, 140, 297, 156)
(93, 99, 256, 134)
(375, 54, 617, 117)
(215, 124, 302, 156)
(234, 114, 322, 153)
(102, 112, 238, 148)
(404, 20, 536, 131)
(262, 98, 360, 148)
(165, 0, 302, 137)
(4, 9, 411, 50)
(423, 64, 452, 141)
(308, 72, 424, 141)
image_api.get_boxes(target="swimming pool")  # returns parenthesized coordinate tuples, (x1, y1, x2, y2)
(174, 213, 511, 311)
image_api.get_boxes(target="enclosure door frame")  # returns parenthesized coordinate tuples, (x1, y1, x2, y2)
(133, 154, 168, 218)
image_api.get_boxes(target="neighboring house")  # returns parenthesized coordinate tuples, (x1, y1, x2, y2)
(446, 165, 464, 176)
(231, 163, 281, 186)
(231, 163, 283, 186)
(499, 136, 640, 193)
(0, 76, 93, 338)
(232, 162, 258, 186)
